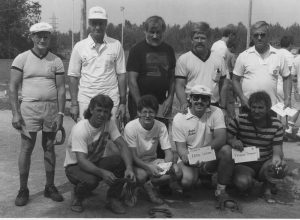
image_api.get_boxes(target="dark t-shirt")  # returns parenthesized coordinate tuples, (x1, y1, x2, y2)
(126, 40, 176, 104)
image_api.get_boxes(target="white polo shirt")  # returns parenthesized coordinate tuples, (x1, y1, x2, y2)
(68, 34, 126, 106)
(175, 51, 228, 103)
(172, 106, 226, 150)
(124, 118, 171, 162)
(233, 46, 289, 105)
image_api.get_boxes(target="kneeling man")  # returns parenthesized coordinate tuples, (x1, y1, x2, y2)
(227, 91, 286, 203)
(64, 94, 135, 214)
(172, 85, 236, 210)
(124, 95, 174, 206)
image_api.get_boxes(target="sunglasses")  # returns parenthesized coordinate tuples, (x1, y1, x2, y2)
(253, 32, 266, 39)
(190, 94, 210, 102)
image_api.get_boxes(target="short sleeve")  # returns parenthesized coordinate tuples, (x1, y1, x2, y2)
(233, 53, 245, 77)
(211, 108, 226, 129)
(115, 41, 126, 74)
(172, 114, 186, 143)
(175, 55, 188, 78)
(124, 122, 138, 148)
(11, 52, 27, 72)
(227, 117, 239, 136)
(68, 43, 82, 77)
(126, 45, 141, 72)
(279, 53, 290, 78)
(71, 125, 88, 154)
(55, 57, 65, 74)
(108, 120, 121, 141)
(158, 123, 172, 150)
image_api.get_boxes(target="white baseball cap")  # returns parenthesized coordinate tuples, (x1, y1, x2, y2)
(190, 85, 212, 97)
(88, 6, 108, 20)
(30, 22, 53, 34)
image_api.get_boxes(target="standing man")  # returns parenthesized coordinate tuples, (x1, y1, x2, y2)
(211, 25, 237, 61)
(175, 22, 228, 113)
(9, 22, 65, 206)
(68, 6, 126, 122)
(127, 15, 176, 122)
(233, 21, 291, 113)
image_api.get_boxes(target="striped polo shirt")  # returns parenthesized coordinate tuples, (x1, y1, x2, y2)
(227, 114, 283, 161)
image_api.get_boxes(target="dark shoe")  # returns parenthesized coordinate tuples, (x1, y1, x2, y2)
(44, 185, 64, 202)
(15, 188, 29, 206)
(106, 198, 126, 214)
(71, 197, 84, 213)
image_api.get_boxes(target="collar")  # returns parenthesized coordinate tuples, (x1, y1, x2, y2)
(247, 45, 277, 55)
(185, 107, 212, 120)
(191, 50, 211, 62)
(87, 34, 108, 49)
(30, 49, 49, 59)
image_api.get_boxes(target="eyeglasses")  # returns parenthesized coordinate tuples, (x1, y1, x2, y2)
(190, 95, 210, 102)
(253, 32, 266, 39)
(139, 111, 156, 117)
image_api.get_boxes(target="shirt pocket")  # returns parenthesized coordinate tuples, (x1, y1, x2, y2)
(98, 54, 116, 69)
(212, 67, 222, 82)
(269, 65, 280, 81)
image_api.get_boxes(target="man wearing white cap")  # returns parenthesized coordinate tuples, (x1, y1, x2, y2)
(68, 6, 127, 123)
(9, 22, 66, 206)
(172, 85, 239, 211)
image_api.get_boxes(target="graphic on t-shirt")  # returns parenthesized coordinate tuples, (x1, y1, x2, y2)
(87, 131, 109, 163)
(145, 52, 169, 77)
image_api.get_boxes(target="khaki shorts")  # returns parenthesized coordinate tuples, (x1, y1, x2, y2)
(21, 101, 58, 132)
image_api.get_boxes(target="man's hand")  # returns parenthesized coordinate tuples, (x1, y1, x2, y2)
(162, 97, 173, 117)
(116, 103, 126, 122)
(231, 139, 244, 151)
(70, 104, 79, 122)
(272, 155, 282, 167)
(53, 114, 64, 132)
(100, 169, 117, 186)
(180, 152, 189, 165)
(124, 168, 136, 183)
(147, 164, 163, 177)
(12, 112, 24, 130)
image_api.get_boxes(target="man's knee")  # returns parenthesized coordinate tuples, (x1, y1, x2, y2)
(135, 168, 148, 184)
(234, 174, 254, 192)
(181, 173, 195, 189)
(217, 145, 232, 160)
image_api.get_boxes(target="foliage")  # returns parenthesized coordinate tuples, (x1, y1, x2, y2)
(0, 0, 41, 58)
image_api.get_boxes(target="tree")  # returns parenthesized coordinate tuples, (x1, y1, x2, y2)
(0, 0, 41, 58)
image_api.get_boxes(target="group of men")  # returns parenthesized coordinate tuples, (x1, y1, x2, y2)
(9, 5, 295, 215)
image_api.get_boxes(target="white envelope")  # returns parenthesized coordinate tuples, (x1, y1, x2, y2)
(271, 102, 298, 117)
(156, 162, 172, 175)
(232, 146, 259, 163)
(188, 146, 216, 165)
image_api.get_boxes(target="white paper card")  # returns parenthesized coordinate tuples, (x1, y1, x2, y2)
(188, 146, 216, 165)
(232, 146, 259, 163)
(157, 162, 172, 175)
(271, 102, 298, 117)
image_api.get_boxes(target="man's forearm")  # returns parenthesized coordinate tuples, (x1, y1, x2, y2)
(9, 86, 20, 116)
(273, 145, 284, 159)
(175, 82, 188, 106)
(69, 76, 79, 105)
(167, 76, 175, 99)
(129, 79, 141, 104)
(117, 73, 127, 104)
(283, 75, 292, 100)
(57, 86, 66, 113)
(232, 78, 246, 102)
